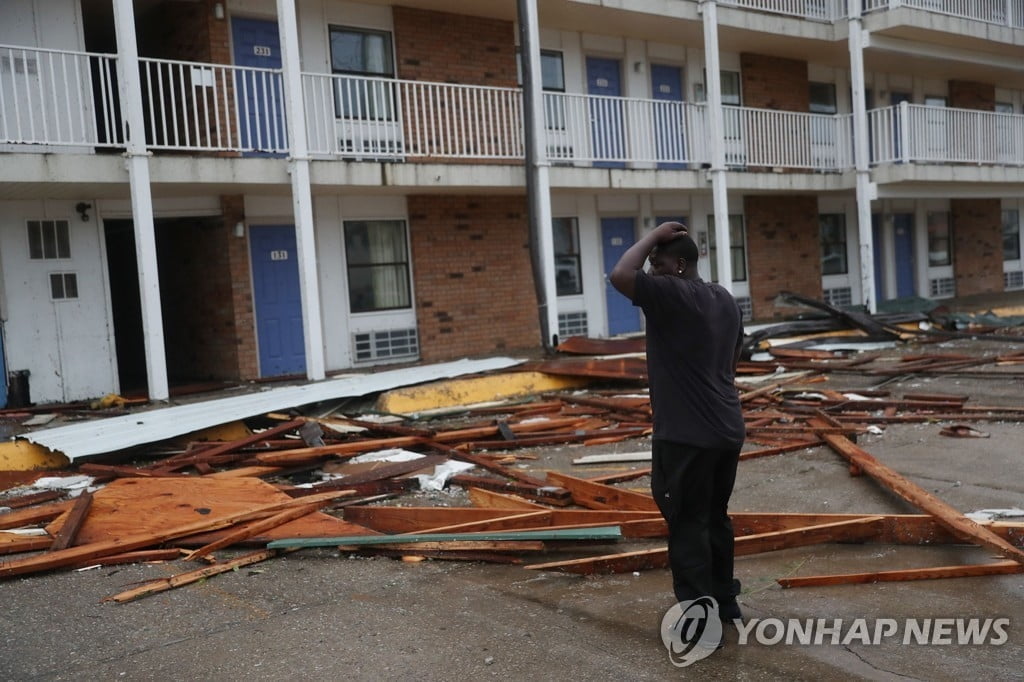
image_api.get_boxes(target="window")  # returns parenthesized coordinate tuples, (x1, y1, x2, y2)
(809, 82, 837, 114)
(50, 273, 78, 300)
(518, 49, 566, 130)
(329, 26, 395, 120)
(706, 215, 747, 282)
(553, 217, 582, 296)
(1004, 209, 1021, 262)
(28, 220, 70, 259)
(820, 214, 848, 275)
(344, 220, 411, 313)
(927, 211, 951, 267)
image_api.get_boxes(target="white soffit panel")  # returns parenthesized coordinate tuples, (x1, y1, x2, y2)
(24, 357, 524, 461)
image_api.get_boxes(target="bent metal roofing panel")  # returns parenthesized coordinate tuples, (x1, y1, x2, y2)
(24, 357, 524, 462)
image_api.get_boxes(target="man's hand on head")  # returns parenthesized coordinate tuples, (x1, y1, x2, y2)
(653, 221, 688, 244)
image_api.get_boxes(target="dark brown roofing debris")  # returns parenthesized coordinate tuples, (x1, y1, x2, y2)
(2, 298, 1024, 602)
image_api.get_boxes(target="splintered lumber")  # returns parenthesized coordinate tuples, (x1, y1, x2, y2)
(545, 471, 658, 511)
(466, 487, 546, 510)
(354, 548, 524, 564)
(336, 540, 545, 552)
(153, 418, 306, 472)
(71, 549, 185, 568)
(587, 468, 651, 485)
(49, 492, 92, 552)
(106, 549, 279, 603)
(318, 454, 448, 487)
(254, 435, 428, 466)
(450, 475, 572, 506)
(182, 497, 337, 561)
(267, 525, 623, 549)
(0, 489, 351, 579)
(410, 511, 554, 535)
(778, 561, 1024, 588)
(1, 490, 62, 509)
(809, 418, 1024, 564)
(572, 452, 651, 465)
(739, 440, 825, 461)
(0, 533, 53, 555)
(0, 500, 73, 530)
(526, 518, 887, 575)
(345, 506, 662, 534)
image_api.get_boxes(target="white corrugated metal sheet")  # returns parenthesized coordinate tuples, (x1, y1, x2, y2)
(24, 357, 524, 461)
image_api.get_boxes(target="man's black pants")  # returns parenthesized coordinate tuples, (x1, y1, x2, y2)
(650, 439, 740, 604)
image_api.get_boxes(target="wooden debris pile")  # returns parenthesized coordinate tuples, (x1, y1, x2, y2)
(2, 334, 1024, 602)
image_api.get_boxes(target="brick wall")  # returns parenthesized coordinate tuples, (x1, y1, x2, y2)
(948, 80, 995, 111)
(408, 195, 540, 360)
(393, 7, 519, 163)
(740, 53, 809, 111)
(952, 199, 1004, 297)
(222, 195, 259, 379)
(744, 195, 822, 319)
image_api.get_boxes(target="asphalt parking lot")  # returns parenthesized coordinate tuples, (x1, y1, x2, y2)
(3, 337, 1024, 681)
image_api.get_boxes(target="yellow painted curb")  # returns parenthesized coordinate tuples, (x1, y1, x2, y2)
(376, 371, 591, 416)
(0, 440, 70, 471)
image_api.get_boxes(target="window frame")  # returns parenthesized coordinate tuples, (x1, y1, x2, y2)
(706, 214, 747, 282)
(552, 216, 582, 297)
(1003, 208, 1021, 263)
(819, 213, 848, 275)
(28, 219, 71, 260)
(926, 211, 952, 268)
(328, 25, 396, 122)
(343, 219, 413, 314)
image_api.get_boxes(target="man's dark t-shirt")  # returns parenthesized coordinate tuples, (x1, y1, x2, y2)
(632, 271, 745, 450)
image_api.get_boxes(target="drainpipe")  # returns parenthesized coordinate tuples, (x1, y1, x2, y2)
(700, 0, 734, 293)
(276, 0, 326, 380)
(849, 1, 878, 313)
(111, 0, 169, 401)
(517, 0, 559, 350)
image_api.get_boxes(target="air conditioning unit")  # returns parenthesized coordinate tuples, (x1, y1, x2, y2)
(1005, 270, 1024, 291)
(353, 328, 419, 363)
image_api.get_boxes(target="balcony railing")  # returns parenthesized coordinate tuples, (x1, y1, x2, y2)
(722, 106, 853, 169)
(140, 57, 288, 153)
(0, 44, 121, 148)
(719, 0, 847, 21)
(868, 103, 1024, 166)
(863, 0, 1024, 27)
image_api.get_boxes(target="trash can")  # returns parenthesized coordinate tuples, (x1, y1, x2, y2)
(7, 369, 31, 408)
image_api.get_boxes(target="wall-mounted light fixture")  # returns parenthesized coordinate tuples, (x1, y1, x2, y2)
(234, 221, 245, 238)
(633, 61, 645, 74)
(75, 202, 92, 221)
(213, 2, 225, 20)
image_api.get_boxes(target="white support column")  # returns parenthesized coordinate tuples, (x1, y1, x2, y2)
(849, 2, 878, 312)
(700, 0, 733, 292)
(518, 0, 559, 348)
(112, 0, 169, 401)
(277, 0, 325, 380)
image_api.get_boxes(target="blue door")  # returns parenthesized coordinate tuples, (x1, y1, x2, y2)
(231, 17, 286, 155)
(872, 214, 884, 302)
(250, 225, 306, 377)
(893, 213, 916, 298)
(602, 218, 641, 335)
(651, 64, 685, 169)
(587, 57, 625, 168)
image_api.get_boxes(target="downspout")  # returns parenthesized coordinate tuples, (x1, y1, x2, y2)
(276, 0, 326, 380)
(700, 0, 734, 293)
(849, 1, 878, 313)
(112, 0, 169, 400)
(517, 0, 559, 351)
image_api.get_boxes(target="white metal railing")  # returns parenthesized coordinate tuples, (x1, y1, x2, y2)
(0, 44, 121, 148)
(719, 0, 847, 21)
(139, 57, 288, 153)
(865, 0, 1024, 27)
(304, 73, 524, 159)
(545, 93, 708, 165)
(721, 106, 854, 169)
(869, 102, 1024, 166)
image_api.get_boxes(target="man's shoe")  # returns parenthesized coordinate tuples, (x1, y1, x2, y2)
(718, 599, 742, 623)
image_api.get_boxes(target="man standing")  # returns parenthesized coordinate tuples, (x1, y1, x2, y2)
(609, 221, 745, 621)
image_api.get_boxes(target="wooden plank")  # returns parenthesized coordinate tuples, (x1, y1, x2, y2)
(337, 540, 545, 552)
(206, 466, 285, 479)
(412, 511, 554, 535)
(810, 418, 1024, 564)
(354, 548, 524, 563)
(0, 500, 73, 530)
(466, 487, 546, 510)
(0, 534, 53, 555)
(0, 490, 62, 509)
(267, 525, 623, 549)
(739, 440, 824, 461)
(0, 490, 351, 580)
(182, 498, 331, 561)
(778, 561, 1024, 588)
(322, 454, 448, 487)
(572, 451, 651, 465)
(255, 436, 428, 466)
(525, 518, 886, 575)
(545, 471, 657, 511)
(450, 475, 573, 506)
(48, 492, 93, 552)
(587, 468, 651, 485)
(106, 549, 279, 603)
(71, 549, 185, 568)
